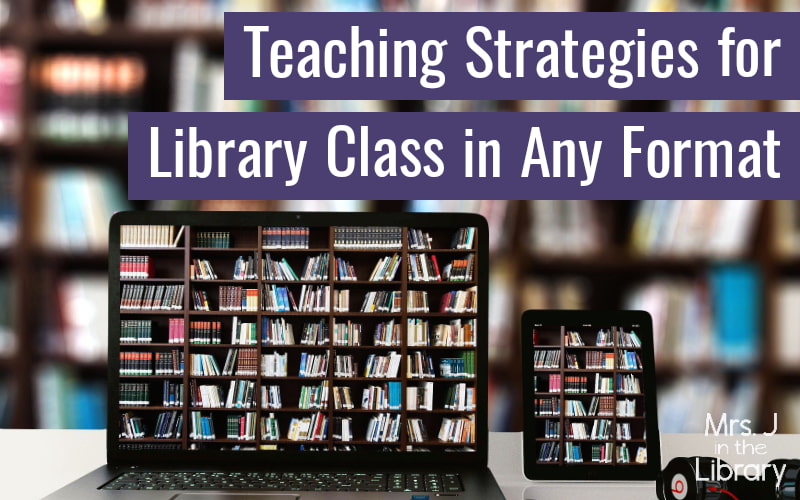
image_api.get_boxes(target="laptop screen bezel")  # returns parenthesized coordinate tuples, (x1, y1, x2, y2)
(108, 210, 489, 468)
(521, 309, 662, 481)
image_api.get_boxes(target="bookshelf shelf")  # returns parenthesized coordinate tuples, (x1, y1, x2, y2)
(34, 24, 224, 45)
(121, 278, 184, 283)
(118, 438, 183, 443)
(119, 406, 183, 411)
(191, 248, 259, 252)
(191, 279, 260, 284)
(121, 310, 186, 315)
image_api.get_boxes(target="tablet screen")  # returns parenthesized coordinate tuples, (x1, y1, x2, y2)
(522, 310, 661, 481)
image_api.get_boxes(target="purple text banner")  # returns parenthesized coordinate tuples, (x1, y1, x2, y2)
(129, 112, 794, 200)
(225, 12, 799, 100)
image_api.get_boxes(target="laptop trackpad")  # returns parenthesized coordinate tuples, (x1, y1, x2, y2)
(171, 495, 298, 500)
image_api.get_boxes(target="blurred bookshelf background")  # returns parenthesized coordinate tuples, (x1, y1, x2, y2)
(0, 0, 799, 432)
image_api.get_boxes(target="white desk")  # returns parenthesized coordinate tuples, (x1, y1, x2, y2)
(2, 430, 798, 500)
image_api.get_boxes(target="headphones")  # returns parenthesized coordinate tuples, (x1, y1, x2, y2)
(657, 457, 800, 500)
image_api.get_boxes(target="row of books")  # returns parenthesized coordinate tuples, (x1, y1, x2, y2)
(408, 228, 433, 249)
(332, 320, 362, 346)
(227, 413, 257, 440)
(262, 227, 310, 249)
(121, 284, 184, 310)
(121, 320, 154, 344)
(409, 318, 477, 347)
(263, 318, 329, 345)
(259, 317, 476, 348)
(0, 159, 16, 249)
(119, 352, 184, 376)
(190, 259, 217, 280)
(196, 231, 230, 249)
(35, 54, 145, 143)
(263, 253, 302, 281)
(287, 412, 328, 441)
(361, 382, 402, 410)
(631, 200, 759, 258)
(566, 419, 612, 440)
(625, 266, 760, 367)
(534, 349, 561, 369)
(333, 226, 402, 250)
(367, 254, 401, 281)
(34, 168, 130, 251)
(190, 412, 217, 440)
(438, 416, 475, 443)
(120, 256, 155, 279)
(261, 352, 288, 377)
(121, 225, 182, 248)
(439, 353, 476, 378)
(223, 349, 259, 376)
(0, 47, 21, 144)
(586, 351, 615, 370)
(262, 284, 330, 312)
(120, 381, 183, 408)
(298, 382, 329, 409)
(189, 320, 222, 344)
(189, 380, 256, 409)
(218, 286, 259, 312)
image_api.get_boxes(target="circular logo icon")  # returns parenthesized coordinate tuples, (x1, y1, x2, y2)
(671, 473, 688, 500)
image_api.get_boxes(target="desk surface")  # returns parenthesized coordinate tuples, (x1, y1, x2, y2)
(1, 430, 797, 500)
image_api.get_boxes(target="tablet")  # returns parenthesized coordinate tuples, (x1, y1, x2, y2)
(521, 310, 661, 481)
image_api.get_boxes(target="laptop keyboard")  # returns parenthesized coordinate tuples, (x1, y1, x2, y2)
(103, 471, 464, 492)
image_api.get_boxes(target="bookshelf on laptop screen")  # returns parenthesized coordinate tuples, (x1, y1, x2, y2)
(114, 221, 481, 454)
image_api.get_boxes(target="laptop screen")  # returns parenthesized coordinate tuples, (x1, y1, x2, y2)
(109, 212, 487, 465)
(522, 310, 661, 481)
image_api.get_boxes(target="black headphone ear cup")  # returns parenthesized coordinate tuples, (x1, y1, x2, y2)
(661, 457, 701, 500)
(769, 459, 800, 500)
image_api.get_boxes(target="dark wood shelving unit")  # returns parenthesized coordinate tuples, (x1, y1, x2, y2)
(116, 224, 479, 450)
(532, 326, 646, 466)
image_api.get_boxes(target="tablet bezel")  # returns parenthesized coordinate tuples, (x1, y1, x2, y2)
(521, 309, 661, 481)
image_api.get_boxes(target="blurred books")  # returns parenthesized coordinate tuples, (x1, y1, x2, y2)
(35, 364, 105, 429)
(0, 377, 12, 427)
(527, 201, 607, 257)
(31, 167, 131, 251)
(630, 200, 760, 258)
(626, 264, 761, 368)
(659, 376, 758, 433)
(775, 281, 800, 368)
(0, 46, 23, 144)
(626, 0, 761, 11)
(669, 100, 761, 112)
(49, 0, 107, 30)
(0, 157, 18, 248)
(173, 40, 263, 113)
(42, 274, 109, 364)
(774, 201, 800, 257)
(423, 101, 502, 112)
(282, 100, 390, 112)
(34, 54, 146, 144)
(0, 272, 13, 356)
(521, 100, 618, 112)
(129, 0, 279, 29)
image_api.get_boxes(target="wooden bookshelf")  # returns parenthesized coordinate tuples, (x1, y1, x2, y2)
(116, 224, 478, 450)
(532, 326, 646, 466)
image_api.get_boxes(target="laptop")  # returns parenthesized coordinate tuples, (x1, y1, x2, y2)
(520, 310, 661, 500)
(45, 211, 505, 500)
